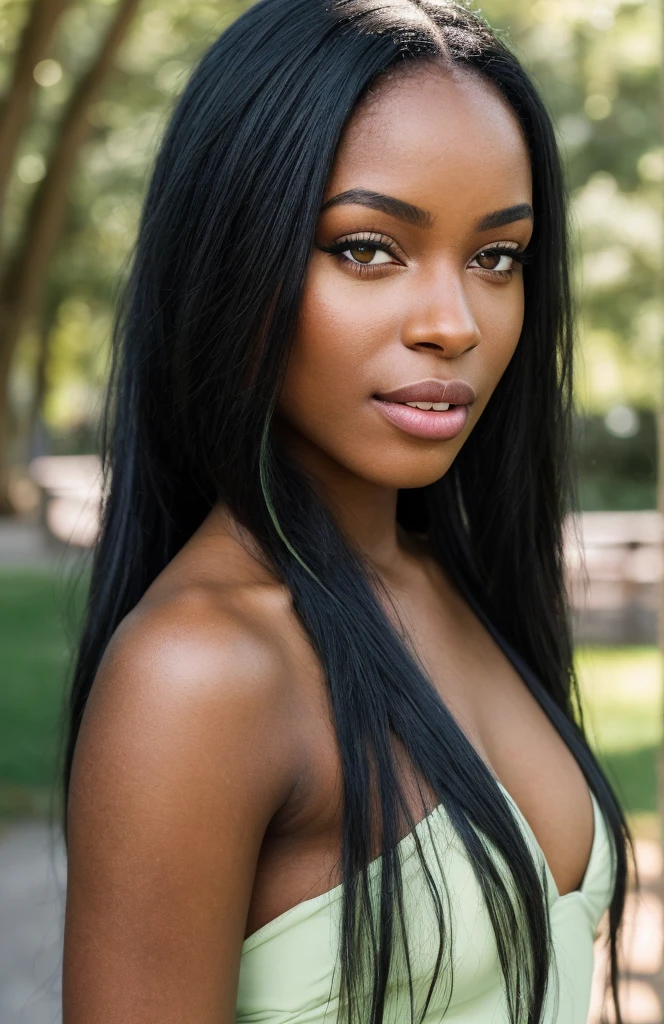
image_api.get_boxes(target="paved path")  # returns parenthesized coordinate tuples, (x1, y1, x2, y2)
(0, 822, 65, 1024)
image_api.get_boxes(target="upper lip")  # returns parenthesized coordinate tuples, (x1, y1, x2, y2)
(374, 378, 476, 405)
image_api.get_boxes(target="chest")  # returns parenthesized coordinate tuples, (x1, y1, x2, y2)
(382, 577, 596, 896)
(244, 573, 595, 940)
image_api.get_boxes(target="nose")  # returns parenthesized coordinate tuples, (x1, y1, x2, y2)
(401, 269, 481, 357)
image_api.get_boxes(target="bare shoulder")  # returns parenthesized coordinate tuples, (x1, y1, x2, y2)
(63, 573, 303, 1023)
(99, 572, 294, 709)
(72, 574, 302, 817)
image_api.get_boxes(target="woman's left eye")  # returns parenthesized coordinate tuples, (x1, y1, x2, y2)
(469, 248, 519, 274)
(342, 244, 394, 266)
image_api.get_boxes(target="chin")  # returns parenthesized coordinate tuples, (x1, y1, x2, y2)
(350, 453, 458, 491)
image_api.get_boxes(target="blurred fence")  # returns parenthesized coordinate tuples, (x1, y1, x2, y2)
(567, 512, 663, 646)
(20, 455, 664, 648)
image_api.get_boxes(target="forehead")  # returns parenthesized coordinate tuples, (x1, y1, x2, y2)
(324, 67, 532, 223)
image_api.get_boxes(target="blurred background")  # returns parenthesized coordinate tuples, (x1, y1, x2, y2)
(0, 0, 662, 1021)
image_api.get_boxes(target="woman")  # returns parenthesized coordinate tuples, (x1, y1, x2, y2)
(61, 1, 634, 1021)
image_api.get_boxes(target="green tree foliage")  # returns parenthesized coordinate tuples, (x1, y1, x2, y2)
(0, 0, 145, 509)
(484, 0, 660, 417)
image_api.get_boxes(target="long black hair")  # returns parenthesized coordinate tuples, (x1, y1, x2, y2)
(61, 1, 634, 1021)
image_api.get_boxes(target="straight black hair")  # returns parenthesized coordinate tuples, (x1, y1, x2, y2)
(61, 1, 635, 1021)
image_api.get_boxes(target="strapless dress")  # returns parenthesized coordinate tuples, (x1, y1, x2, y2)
(237, 774, 615, 1023)
(237, 595, 616, 1023)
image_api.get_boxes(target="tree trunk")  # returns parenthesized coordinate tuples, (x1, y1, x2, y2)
(0, 0, 72, 237)
(22, 297, 56, 465)
(0, 0, 143, 514)
(0, 343, 15, 514)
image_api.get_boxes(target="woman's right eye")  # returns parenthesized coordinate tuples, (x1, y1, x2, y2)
(316, 234, 403, 271)
(342, 244, 394, 266)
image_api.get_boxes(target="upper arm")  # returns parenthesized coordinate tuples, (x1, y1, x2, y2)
(62, 594, 299, 1024)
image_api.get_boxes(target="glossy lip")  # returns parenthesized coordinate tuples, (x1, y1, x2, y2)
(371, 399, 470, 441)
(373, 377, 476, 406)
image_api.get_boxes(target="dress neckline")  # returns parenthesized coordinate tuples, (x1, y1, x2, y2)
(493, 777, 600, 904)
(243, 579, 603, 950)
(242, 780, 603, 951)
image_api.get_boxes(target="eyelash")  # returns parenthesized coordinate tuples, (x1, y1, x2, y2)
(318, 234, 535, 279)
(317, 233, 399, 275)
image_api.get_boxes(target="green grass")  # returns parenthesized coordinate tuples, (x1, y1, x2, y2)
(0, 569, 662, 827)
(575, 646, 662, 825)
(0, 568, 88, 817)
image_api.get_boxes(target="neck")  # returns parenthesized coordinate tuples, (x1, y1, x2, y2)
(273, 419, 424, 582)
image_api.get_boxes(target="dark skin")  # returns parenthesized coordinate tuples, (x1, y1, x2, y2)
(63, 66, 595, 1023)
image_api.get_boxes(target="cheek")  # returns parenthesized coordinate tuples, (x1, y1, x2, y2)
(476, 281, 525, 380)
(277, 303, 350, 431)
(277, 268, 390, 426)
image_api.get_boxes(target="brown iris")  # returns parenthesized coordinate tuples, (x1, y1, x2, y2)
(349, 244, 376, 264)
(475, 250, 508, 270)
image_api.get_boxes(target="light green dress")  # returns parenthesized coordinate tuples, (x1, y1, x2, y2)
(237, 779, 615, 1023)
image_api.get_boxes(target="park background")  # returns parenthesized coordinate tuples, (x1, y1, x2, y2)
(0, 0, 662, 1022)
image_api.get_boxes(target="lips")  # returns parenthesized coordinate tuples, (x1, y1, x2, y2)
(371, 398, 470, 441)
(373, 377, 476, 406)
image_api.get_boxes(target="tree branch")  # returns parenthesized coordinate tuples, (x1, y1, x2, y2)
(0, 0, 143, 369)
(0, 0, 72, 225)
(0, 0, 143, 510)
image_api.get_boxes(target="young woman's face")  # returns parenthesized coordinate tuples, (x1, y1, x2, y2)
(276, 65, 534, 492)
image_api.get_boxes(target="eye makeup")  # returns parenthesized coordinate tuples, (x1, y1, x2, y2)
(317, 232, 535, 279)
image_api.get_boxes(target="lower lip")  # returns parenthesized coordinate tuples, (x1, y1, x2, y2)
(371, 398, 470, 440)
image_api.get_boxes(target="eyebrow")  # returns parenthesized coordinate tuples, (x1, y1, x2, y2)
(476, 203, 534, 231)
(321, 189, 433, 229)
(320, 189, 534, 233)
